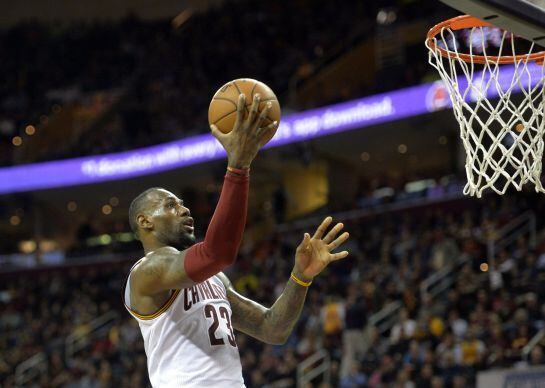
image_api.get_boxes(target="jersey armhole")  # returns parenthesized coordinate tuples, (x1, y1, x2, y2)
(122, 264, 181, 321)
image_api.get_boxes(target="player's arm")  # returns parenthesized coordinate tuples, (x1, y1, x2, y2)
(219, 217, 349, 344)
(131, 94, 278, 294)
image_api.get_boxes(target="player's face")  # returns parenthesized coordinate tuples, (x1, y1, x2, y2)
(150, 190, 196, 249)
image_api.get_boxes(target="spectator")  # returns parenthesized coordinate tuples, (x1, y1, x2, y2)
(390, 308, 417, 345)
(339, 363, 367, 388)
(455, 327, 486, 367)
(340, 284, 367, 377)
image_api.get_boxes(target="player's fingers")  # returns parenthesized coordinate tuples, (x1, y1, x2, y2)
(296, 233, 311, 253)
(254, 101, 271, 129)
(329, 251, 349, 262)
(210, 125, 226, 143)
(327, 232, 349, 251)
(312, 216, 332, 240)
(233, 94, 246, 131)
(256, 120, 278, 141)
(323, 222, 344, 244)
(247, 93, 261, 127)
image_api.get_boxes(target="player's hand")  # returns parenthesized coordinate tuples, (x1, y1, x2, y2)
(292, 216, 350, 283)
(210, 93, 278, 169)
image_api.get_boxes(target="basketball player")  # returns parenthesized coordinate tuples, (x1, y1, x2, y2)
(123, 94, 350, 387)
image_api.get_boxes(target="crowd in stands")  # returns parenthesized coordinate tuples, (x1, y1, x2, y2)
(0, 0, 448, 167)
(2, 190, 545, 387)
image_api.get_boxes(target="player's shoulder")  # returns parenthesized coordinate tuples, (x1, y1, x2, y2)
(215, 272, 233, 290)
(148, 245, 181, 257)
(134, 246, 180, 267)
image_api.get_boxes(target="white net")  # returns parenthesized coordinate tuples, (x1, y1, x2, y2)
(426, 20, 545, 197)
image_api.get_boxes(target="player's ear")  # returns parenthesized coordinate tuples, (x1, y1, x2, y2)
(137, 214, 153, 232)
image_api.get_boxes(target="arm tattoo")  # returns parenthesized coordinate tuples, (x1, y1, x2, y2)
(143, 260, 164, 276)
(142, 254, 173, 277)
(219, 273, 308, 344)
(263, 279, 308, 344)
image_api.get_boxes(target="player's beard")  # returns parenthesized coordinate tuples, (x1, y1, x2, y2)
(176, 231, 196, 249)
(157, 225, 196, 250)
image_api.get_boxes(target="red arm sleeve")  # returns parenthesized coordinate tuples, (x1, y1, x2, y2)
(183, 172, 249, 282)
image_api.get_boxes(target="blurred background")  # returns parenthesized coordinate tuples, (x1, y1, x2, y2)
(1, 0, 545, 387)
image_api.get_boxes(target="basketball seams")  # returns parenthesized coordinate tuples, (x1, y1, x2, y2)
(214, 112, 241, 132)
(212, 97, 238, 109)
(231, 80, 277, 113)
(232, 81, 243, 98)
(250, 82, 258, 100)
(233, 80, 251, 115)
(212, 109, 237, 125)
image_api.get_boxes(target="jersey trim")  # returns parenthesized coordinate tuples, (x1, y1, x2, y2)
(126, 289, 181, 320)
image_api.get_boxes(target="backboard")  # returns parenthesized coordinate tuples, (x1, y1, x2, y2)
(439, 0, 545, 44)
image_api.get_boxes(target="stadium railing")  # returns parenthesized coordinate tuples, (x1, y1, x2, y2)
(14, 310, 120, 386)
(361, 250, 471, 360)
(14, 352, 47, 387)
(296, 348, 331, 388)
(65, 310, 120, 363)
(486, 210, 537, 262)
(523, 328, 545, 362)
(420, 254, 471, 300)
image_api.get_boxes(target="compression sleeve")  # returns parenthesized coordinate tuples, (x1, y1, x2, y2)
(183, 172, 249, 282)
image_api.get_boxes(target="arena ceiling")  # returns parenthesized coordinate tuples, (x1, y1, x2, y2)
(0, 0, 224, 27)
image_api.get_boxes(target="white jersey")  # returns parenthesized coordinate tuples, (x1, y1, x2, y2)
(123, 261, 245, 388)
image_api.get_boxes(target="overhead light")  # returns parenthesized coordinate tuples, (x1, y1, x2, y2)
(102, 205, 112, 215)
(398, 144, 407, 154)
(67, 201, 77, 212)
(373, 187, 395, 199)
(12, 136, 22, 146)
(39, 240, 57, 252)
(25, 125, 36, 135)
(115, 232, 135, 242)
(87, 234, 113, 246)
(10, 215, 21, 226)
(98, 234, 112, 245)
(360, 152, 371, 162)
(405, 179, 435, 193)
(172, 9, 193, 29)
(377, 8, 397, 25)
(19, 240, 37, 253)
(109, 197, 119, 207)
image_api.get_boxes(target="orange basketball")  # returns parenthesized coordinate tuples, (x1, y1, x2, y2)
(208, 79, 281, 145)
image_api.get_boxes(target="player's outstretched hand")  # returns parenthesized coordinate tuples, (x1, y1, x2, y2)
(292, 216, 350, 283)
(211, 93, 278, 169)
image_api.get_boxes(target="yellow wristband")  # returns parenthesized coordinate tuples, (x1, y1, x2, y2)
(290, 272, 312, 287)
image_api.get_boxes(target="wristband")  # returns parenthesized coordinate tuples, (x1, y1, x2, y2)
(227, 166, 250, 177)
(290, 272, 312, 287)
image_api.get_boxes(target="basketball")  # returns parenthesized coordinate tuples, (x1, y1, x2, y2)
(208, 78, 281, 145)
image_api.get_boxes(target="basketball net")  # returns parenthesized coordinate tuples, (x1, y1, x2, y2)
(426, 16, 545, 197)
